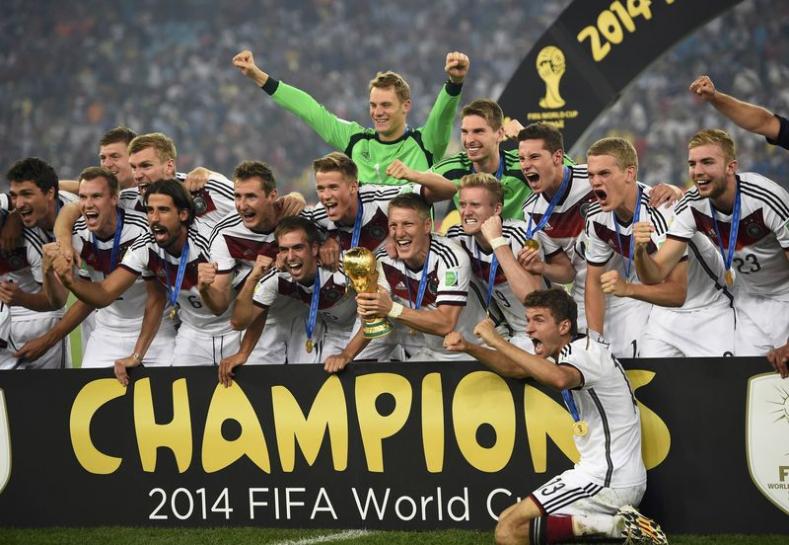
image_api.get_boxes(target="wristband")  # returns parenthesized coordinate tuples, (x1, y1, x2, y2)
(388, 302, 404, 319)
(490, 236, 508, 250)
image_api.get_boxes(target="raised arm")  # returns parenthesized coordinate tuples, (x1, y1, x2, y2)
(601, 260, 688, 308)
(420, 52, 468, 160)
(385, 160, 457, 202)
(54, 254, 138, 308)
(357, 289, 463, 338)
(480, 216, 541, 303)
(690, 75, 780, 139)
(632, 222, 688, 284)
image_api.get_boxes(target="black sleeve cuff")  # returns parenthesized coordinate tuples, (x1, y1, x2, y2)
(261, 77, 280, 95)
(445, 80, 463, 96)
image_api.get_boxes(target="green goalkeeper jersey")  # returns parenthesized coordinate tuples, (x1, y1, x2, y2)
(431, 148, 576, 220)
(261, 78, 462, 186)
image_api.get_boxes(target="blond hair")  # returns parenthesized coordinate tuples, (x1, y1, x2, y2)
(688, 129, 736, 162)
(128, 132, 177, 163)
(459, 172, 504, 205)
(587, 137, 638, 172)
(369, 71, 411, 103)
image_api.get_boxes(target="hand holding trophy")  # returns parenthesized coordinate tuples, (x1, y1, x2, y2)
(343, 247, 393, 338)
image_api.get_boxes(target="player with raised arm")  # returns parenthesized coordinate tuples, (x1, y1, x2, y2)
(232, 49, 469, 185)
(15, 167, 175, 367)
(51, 180, 240, 383)
(445, 173, 541, 350)
(634, 129, 789, 356)
(443, 288, 666, 545)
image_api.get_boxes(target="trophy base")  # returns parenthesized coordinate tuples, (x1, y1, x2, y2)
(363, 318, 393, 339)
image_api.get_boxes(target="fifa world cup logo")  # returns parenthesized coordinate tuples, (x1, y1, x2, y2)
(536, 46, 566, 109)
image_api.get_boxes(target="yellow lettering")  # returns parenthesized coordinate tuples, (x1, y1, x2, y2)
(627, 370, 671, 469)
(202, 382, 271, 473)
(452, 371, 515, 473)
(355, 373, 412, 472)
(523, 384, 580, 473)
(272, 376, 347, 472)
(69, 379, 126, 474)
(421, 373, 444, 473)
(134, 378, 192, 473)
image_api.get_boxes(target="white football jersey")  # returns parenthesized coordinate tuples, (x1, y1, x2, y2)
(72, 208, 151, 331)
(558, 335, 646, 488)
(670, 172, 789, 297)
(120, 226, 234, 334)
(375, 234, 472, 358)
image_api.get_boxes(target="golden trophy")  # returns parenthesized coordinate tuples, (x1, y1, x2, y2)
(343, 247, 393, 339)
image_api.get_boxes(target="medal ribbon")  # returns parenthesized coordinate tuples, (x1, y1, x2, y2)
(561, 390, 582, 423)
(471, 150, 505, 180)
(526, 166, 571, 240)
(305, 268, 321, 342)
(405, 243, 432, 310)
(475, 243, 499, 307)
(350, 194, 364, 249)
(709, 180, 741, 274)
(613, 184, 643, 279)
(165, 239, 190, 310)
(91, 208, 123, 272)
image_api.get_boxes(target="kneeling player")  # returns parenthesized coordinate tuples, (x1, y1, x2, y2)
(444, 288, 666, 545)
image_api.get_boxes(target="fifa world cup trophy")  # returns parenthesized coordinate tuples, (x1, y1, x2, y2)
(343, 247, 393, 338)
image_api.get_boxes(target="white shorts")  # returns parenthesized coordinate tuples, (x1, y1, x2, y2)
(733, 290, 789, 356)
(530, 468, 645, 516)
(640, 303, 735, 357)
(0, 315, 70, 370)
(604, 301, 652, 359)
(172, 323, 240, 366)
(81, 320, 177, 368)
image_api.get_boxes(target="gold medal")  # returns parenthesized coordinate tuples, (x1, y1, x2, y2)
(724, 269, 733, 286)
(168, 306, 178, 320)
(408, 328, 417, 336)
(572, 420, 589, 437)
(524, 238, 540, 251)
(305, 339, 314, 353)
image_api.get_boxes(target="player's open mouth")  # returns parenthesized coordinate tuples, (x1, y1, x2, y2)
(594, 189, 607, 201)
(241, 211, 256, 220)
(151, 225, 167, 238)
(525, 172, 540, 184)
(288, 262, 303, 274)
(18, 208, 33, 219)
(324, 202, 338, 213)
(531, 338, 543, 354)
(465, 143, 482, 154)
(463, 217, 478, 225)
(396, 239, 412, 252)
(695, 179, 710, 188)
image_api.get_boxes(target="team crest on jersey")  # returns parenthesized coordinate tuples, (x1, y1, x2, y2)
(745, 373, 789, 515)
(579, 203, 591, 219)
(193, 196, 207, 215)
(745, 222, 765, 239)
(368, 225, 386, 240)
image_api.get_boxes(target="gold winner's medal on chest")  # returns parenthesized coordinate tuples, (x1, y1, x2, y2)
(724, 269, 733, 287)
(305, 339, 314, 353)
(524, 238, 540, 251)
(168, 305, 178, 320)
(573, 420, 589, 437)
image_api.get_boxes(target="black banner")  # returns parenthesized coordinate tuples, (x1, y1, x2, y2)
(498, 0, 742, 149)
(0, 358, 785, 532)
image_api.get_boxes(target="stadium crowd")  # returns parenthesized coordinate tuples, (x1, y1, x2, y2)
(1, 2, 788, 545)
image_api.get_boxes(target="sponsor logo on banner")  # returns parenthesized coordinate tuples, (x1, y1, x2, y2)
(0, 389, 10, 494)
(746, 373, 789, 515)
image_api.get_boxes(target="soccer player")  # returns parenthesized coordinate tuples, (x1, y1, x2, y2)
(690, 75, 789, 150)
(54, 132, 238, 266)
(200, 160, 302, 365)
(220, 217, 357, 385)
(15, 167, 176, 367)
(327, 193, 474, 369)
(58, 127, 138, 194)
(431, 100, 554, 220)
(51, 180, 240, 382)
(232, 49, 469, 185)
(634, 129, 789, 356)
(1, 157, 73, 369)
(443, 288, 666, 545)
(446, 173, 541, 350)
(584, 137, 692, 358)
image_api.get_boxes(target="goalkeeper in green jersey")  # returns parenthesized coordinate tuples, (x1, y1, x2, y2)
(233, 49, 469, 186)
